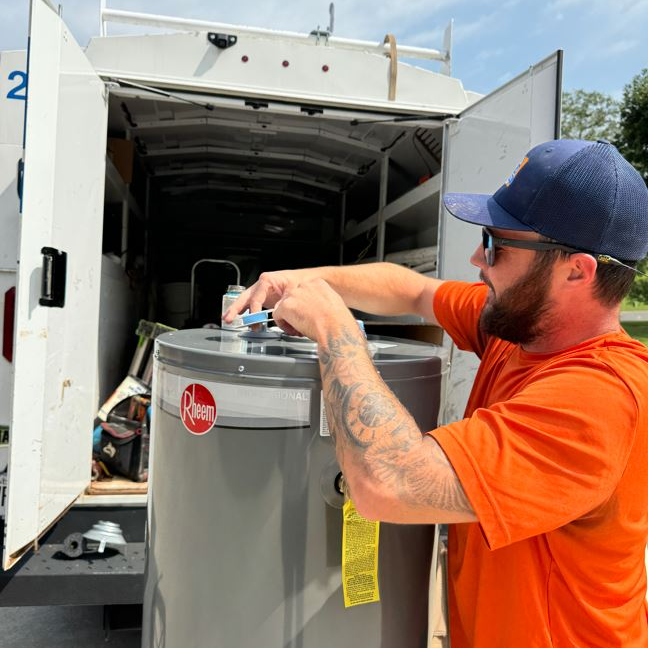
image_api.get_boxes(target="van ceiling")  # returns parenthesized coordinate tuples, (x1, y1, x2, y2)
(107, 92, 443, 273)
(109, 92, 442, 204)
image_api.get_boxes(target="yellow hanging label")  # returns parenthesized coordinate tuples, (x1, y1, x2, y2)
(342, 498, 380, 608)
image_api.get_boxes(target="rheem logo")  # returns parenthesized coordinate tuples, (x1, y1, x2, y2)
(180, 383, 217, 435)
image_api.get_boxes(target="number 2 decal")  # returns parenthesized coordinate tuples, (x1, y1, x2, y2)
(7, 70, 27, 101)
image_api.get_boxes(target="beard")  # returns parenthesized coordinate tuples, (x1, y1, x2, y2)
(479, 257, 555, 346)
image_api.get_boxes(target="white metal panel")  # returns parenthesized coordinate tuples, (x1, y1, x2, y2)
(437, 51, 562, 423)
(4, 0, 108, 568)
(0, 51, 27, 267)
(0, 142, 18, 425)
(0, 51, 26, 436)
(0, 147, 21, 271)
(0, 144, 22, 428)
(85, 31, 470, 115)
(101, 8, 449, 64)
(0, 50, 27, 147)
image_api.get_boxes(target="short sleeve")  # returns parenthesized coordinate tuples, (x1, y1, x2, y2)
(431, 359, 638, 550)
(433, 281, 489, 357)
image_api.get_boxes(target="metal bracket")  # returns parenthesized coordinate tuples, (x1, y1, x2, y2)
(245, 100, 269, 111)
(207, 32, 238, 49)
(310, 2, 335, 43)
(309, 29, 331, 44)
(300, 106, 324, 116)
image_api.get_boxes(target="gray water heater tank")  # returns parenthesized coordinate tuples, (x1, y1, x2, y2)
(143, 329, 449, 648)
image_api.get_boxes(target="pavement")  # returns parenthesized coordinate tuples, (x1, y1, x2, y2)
(0, 606, 141, 648)
(620, 310, 648, 322)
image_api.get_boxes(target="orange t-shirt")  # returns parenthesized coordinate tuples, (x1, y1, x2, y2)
(431, 281, 648, 648)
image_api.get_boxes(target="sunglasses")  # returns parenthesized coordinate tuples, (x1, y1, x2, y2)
(481, 228, 580, 267)
(481, 227, 647, 275)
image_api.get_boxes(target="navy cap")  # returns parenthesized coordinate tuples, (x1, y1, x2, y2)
(443, 139, 648, 260)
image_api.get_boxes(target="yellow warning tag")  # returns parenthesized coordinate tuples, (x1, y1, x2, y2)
(342, 499, 380, 608)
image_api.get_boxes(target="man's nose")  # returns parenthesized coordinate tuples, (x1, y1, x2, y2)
(470, 242, 486, 269)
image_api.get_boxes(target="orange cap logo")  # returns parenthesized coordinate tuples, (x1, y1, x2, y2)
(505, 156, 529, 187)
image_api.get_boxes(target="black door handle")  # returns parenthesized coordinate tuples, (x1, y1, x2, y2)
(16, 158, 24, 200)
(39, 247, 67, 308)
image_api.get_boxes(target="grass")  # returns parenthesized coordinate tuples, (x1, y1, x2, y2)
(621, 298, 648, 311)
(620, 298, 648, 345)
(622, 322, 648, 347)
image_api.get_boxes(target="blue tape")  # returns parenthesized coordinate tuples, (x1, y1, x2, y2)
(241, 310, 272, 325)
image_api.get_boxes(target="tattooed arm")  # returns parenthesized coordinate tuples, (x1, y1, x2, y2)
(274, 279, 477, 525)
(223, 262, 444, 329)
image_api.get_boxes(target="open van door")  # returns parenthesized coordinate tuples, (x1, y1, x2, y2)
(437, 51, 562, 423)
(3, 0, 108, 569)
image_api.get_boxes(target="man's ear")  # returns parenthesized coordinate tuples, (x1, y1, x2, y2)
(566, 253, 598, 284)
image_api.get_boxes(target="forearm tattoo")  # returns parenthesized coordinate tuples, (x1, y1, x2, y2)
(319, 326, 473, 515)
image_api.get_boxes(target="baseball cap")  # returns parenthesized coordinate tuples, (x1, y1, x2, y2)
(443, 139, 648, 261)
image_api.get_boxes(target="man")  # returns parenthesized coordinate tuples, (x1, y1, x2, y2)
(224, 140, 648, 647)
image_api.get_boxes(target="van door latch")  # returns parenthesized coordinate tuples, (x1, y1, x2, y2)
(207, 33, 237, 49)
(16, 158, 24, 200)
(39, 247, 67, 308)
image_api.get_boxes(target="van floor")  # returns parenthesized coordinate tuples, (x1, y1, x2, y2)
(0, 606, 140, 647)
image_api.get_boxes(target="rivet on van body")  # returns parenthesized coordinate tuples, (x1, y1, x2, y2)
(242, 55, 249, 63)
(282, 60, 290, 67)
(322, 65, 329, 72)
(238, 365, 245, 373)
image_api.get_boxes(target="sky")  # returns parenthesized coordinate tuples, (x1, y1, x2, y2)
(1, 0, 647, 99)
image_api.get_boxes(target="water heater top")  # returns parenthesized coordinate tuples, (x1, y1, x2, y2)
(156, 328, 448, 381)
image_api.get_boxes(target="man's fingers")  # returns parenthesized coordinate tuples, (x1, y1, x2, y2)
(223, 292, 250, 322)
(273, 298, 308, 339)
(249, 296, 265, 314)
(275, 319, 301, 337)
(223, 286, 267, 323)
(223, 273, 299, 323)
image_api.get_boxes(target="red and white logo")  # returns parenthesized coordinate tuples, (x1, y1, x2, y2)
(180, 383, 217, 435)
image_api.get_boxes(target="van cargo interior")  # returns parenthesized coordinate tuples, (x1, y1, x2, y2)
(101, 88, 445, 383)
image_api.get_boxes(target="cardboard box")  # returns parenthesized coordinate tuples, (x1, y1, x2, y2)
(107, 137, 134, 185)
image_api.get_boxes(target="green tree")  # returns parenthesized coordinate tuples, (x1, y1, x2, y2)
(627, 268, 648, 305)
(616, 69, 648, 303)
(561, 89, 620, 142)
(617, 68, 648, 183)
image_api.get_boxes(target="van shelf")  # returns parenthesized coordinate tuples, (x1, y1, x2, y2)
(356, 246, 438, 274)
(105, 157, 144, 221)
(343, 174, 441, 242)
(77, 477, 148, 507)
(76, 493, 147, 507)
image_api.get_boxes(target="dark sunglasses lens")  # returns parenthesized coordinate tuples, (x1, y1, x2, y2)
(482, 229, 495, 266)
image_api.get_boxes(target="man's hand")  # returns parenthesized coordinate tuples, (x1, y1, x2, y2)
(222, 270, 302, 325)
(273, 279, 357, 341)
(222, 263, 444, 328)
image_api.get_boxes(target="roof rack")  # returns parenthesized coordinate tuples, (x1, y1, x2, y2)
(99, 2, 453, 75)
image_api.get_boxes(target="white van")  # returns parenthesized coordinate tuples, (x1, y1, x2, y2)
(0, 0, 562, 584)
